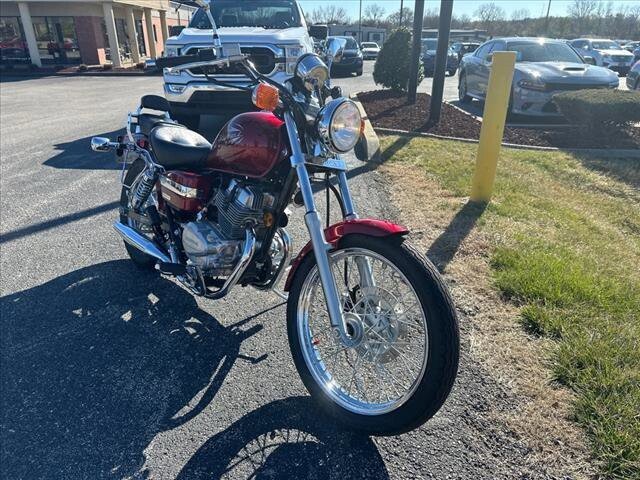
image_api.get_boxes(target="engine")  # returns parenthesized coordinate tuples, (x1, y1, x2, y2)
(182, 179, 276, 275)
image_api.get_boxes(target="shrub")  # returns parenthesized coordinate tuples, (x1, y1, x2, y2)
(553, 89, 640, 130)
(373, 28, 423, 92)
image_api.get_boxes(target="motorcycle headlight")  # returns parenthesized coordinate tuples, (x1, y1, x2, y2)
(295, 53, 329, 92)
(316, 98, 363, 153)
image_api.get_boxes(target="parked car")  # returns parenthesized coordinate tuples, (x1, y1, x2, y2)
(421, 38, 459, 76)
(458, 38, 619, 117)
(451, 42, 480, 62)
(327, 36, 363, 76)
(627, 61, 640, 90)
(569, 38, 635, 75)
(623, 41, 640, 53)
(162, 0, 314, 129)
(634, 46, 640, 62)
(360, 41, 380, 60)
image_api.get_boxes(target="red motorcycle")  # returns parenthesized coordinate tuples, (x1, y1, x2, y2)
(91, 45, 459, 435)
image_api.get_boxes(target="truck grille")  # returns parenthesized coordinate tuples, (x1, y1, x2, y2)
(184, 46, 282, 76)
(611, 55, 629, 62)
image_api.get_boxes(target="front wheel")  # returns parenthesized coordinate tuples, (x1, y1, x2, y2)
(286, 234, 459, 435)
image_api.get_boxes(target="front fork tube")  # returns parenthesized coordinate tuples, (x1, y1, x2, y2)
(285, 113, 373, 346)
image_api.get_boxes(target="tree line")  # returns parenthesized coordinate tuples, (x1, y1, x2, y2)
(307, 0, 640, 40)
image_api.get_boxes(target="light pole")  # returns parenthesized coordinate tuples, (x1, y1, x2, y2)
(544, 0, 552, 34)
(428, 0, 454, 125)
(359, 0, 362, 43)
(408, 0, 425, 103)
(399, 0, 404, 27)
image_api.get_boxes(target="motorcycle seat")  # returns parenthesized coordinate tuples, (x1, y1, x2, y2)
(149, 125, 211, 170)
(138, 113, 175, 136)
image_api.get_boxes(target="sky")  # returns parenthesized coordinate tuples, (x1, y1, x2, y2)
(298, 0, 640, 20)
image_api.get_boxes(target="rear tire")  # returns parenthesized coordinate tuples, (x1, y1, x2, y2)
(458, 72, 471, 103)
(119, 159, 156, 269)
(286, 234, 459, 435)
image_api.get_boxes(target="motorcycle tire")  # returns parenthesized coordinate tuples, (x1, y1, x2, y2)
(286, 234, 459, 435)
(119, 159, 156, 269)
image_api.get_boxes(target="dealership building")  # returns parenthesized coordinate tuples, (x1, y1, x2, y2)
(0, 0, 196, 67)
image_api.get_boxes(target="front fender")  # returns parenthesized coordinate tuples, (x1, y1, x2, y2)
(283, 219, 409, 291)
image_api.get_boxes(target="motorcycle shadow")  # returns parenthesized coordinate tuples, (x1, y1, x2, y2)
(43, 128, 125, 170)
(176, 396, 390, 480)
(1, 260, 263, 479)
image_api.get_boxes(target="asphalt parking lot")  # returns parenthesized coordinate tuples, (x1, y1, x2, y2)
(0, 74, 561, 479)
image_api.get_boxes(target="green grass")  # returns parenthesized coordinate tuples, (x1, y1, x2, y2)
(380, 135, 640, 479)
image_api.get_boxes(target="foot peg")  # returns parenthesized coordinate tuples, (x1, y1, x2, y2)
(156, 262, 186, 276)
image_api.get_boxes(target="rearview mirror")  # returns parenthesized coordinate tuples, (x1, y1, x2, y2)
(91, 137, 118, 152)
(308, 24, 328, 40)
(326, 37, 347, 64)
(583, 55, 596, 65)
(485, 53, 493, 63)
(169, 25, 185, 37)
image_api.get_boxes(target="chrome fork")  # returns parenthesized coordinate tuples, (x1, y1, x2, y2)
(285, 112, 372, 347)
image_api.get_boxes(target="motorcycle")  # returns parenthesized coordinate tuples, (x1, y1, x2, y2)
(91, 12, 459, 434)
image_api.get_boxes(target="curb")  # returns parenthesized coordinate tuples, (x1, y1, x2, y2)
(373, 127, 640, 156)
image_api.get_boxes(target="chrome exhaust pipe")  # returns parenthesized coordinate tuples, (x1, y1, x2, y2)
(113, 222, 171, 264)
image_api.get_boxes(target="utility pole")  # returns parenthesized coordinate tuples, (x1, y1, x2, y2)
(359, 0, 362, 43)
(544, 0, 552, 35)
(407, 0, 425, 104)
(428, 0, 454, 125)
(399, 0, 404, 27)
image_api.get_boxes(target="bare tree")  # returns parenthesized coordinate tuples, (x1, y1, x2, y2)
(567, 0, 598, 20)
(386, 7, 414, 28)
(474, 2, 506, 32)
(363, 4, 386, 26)
(309, 5, 351, 25)
(511, 8, 530, 21)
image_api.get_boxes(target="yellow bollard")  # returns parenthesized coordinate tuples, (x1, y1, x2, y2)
(470, 51, 517, 203)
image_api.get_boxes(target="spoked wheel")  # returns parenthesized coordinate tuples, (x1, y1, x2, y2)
(287, 234, 459, 435)
(458, 72, 471, 103)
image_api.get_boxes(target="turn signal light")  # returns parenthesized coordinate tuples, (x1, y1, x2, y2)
(252, 83, 280, 111)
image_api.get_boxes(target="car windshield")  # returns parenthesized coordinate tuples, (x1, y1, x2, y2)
(592, 40, 621, 50)
(361, 43, 378, 48)
(331, 37, 358, 49)
(506, 41, 584, 63)
(190, 1, 302, 29)
(422, 39, 437, 51)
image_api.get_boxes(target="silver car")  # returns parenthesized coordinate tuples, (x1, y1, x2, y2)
(458, 38, 619, 117)
(627, 61, 640, 90)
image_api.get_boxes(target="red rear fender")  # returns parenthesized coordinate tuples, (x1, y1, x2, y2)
(283, 219, 409, 291)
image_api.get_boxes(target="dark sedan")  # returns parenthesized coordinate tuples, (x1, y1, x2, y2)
(458, 38, 619, 117)
(328, 36, 363, 76)
(421, 38, 459, 76)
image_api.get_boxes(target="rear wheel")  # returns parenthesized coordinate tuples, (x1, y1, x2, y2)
(286, 234, 459, 435)
(119, 159, 156, 268)
(458, 72, 471, 103)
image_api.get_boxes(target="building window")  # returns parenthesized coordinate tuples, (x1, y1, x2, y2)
(0, 16, 30, 64)
(153, 24, 158, 43)
(135, 20, 146, 56)
(32, 16, 81, 64)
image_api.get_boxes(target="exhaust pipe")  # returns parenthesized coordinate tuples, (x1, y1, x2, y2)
(113, 222, 171, 264)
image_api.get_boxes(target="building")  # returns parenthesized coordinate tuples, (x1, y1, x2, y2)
(0, 0, 197, 68)
(327, 24, 387, 45)
(421, 29, 488, 43)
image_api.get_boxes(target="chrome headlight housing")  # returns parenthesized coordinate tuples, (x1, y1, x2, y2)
(295, 53, 329, 92)
(316, 98, 363, 153)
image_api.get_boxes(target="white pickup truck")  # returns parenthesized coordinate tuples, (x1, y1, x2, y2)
(162, 0, 315, 129)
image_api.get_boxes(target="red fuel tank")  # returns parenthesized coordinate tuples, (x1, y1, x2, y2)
(207, 112, 287, 178)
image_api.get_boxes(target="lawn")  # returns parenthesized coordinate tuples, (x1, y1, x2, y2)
(379, 135, 640, 479)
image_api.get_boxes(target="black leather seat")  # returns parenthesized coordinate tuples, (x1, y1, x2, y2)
(138, 113, 173, 136)
(149, 125, 211, 170)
